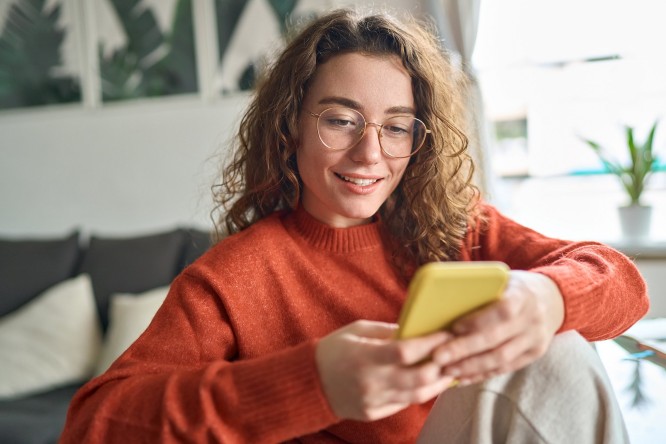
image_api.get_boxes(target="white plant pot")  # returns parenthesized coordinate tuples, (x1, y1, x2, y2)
(618, 205, 652, 240)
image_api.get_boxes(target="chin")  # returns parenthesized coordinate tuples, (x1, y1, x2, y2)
(338, 202, 382, 222)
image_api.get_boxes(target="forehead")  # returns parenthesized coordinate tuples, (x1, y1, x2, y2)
(304, 52, 414, 113)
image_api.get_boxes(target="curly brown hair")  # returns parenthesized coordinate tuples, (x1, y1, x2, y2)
(213, 8, 480, 268)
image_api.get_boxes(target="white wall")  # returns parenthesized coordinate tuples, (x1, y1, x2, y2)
(0, 0, 427, 239)
(0, 94, 250, 237)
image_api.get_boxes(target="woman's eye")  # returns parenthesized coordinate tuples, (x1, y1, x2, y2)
(385, 125, 409, 135)
(326, 118, 356, 128)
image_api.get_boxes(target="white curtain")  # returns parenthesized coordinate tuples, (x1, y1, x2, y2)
(420, 0, 494, 195)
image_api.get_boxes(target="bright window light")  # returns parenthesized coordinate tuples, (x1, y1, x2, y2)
(474, 0, 666, 177)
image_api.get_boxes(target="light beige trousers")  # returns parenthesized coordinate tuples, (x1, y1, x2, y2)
(417, 331, 629, 444)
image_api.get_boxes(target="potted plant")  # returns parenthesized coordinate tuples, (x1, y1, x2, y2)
(582, 120, 659, 240)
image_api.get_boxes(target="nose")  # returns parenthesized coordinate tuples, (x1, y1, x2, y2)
(349, 122, 383, 164)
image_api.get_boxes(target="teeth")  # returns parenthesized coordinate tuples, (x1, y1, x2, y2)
(338, 174, 379, 186)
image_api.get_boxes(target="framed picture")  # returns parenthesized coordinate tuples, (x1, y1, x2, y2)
(95, 0, 198, 102)
(0, 0, 351, 110)
(0, 0, 82, 110)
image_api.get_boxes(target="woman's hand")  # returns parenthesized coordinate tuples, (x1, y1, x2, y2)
(432, 270, 565, 385)
(316, 320, 455, 422)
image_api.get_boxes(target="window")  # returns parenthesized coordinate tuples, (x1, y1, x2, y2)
(474, 0, 666, 178)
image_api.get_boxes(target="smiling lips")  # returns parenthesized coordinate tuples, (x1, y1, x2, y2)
(336, 173, 382, 187)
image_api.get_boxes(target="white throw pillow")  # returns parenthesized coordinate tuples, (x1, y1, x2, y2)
(0, 274, 102, 399)
(94, 286, 169, 375)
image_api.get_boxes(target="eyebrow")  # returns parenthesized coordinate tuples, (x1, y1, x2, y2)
(317, 96, 416, 115)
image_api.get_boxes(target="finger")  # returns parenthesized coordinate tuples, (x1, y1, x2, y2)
(457, 347, 547, 386)
(384, 374, 454, 405)
(450, 293, 524, 336)
(441, 334, 531, 378)
(433, 322, 518, 367)
(368, 331, 451, 366)
(363, 362, 447, 406)
(385, 361, 441, 390)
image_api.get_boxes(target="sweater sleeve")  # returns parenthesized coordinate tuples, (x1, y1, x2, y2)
(463, 204, 649, 341)
(60, 272, 338, 443)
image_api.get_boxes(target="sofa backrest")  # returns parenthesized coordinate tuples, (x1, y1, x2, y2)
(0, 232, 80, 317)
(0, 228, 214, 331)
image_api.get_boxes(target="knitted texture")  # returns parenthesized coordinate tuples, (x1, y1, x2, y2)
(61, 204, 648, 443)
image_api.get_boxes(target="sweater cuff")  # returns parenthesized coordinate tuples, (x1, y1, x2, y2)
(218, 339, 338, 441)
(532, 265, 591, 334)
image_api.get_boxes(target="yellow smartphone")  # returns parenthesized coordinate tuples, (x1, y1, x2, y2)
(396, 261, 510, 339)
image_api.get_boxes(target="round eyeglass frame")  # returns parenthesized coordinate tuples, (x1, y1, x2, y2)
(306, 107, 431, 159)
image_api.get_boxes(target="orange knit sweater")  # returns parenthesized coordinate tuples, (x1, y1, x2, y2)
(60, 204, 649, 443)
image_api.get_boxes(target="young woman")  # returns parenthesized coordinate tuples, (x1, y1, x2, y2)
(61, 9, 648, 443)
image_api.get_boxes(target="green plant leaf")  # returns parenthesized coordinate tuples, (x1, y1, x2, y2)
(99, 44, 142, 100)
(643, 120, 658, 168)
(581, 120, 660, 206)
(215, 0, 248, 60)
(101, 0, 198, 100)
(267, 0, 299, 36)
(101, 0, 165, 99)
(155, 0, 198, 94)
(582, 138, 624, 176)
(0, 0, 80, 108)
(109, 0, 163, 63)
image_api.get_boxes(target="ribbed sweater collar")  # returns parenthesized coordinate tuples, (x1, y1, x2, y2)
(284, 206, 384, 253)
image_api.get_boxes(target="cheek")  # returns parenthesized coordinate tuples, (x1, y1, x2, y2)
(298, 117, 321, 149)
(385, 161, 410, 194)
(393, 160, 410, 182)
(295, 146, 324, 196)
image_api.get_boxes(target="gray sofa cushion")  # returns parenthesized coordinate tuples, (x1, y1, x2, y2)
(0, 232, 80, 317)
(0, 227, 214, 444)
(180, 228, 213, 270)
(0, 383, 81, 444)
(79, 229, 185, 330)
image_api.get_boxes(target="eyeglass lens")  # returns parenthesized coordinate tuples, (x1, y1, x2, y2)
(316, 107, 427, 157)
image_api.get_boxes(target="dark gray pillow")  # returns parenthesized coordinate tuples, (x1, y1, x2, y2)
(0, 232, 80, 317)
(180, 228, 214, 271)
(79, 229, 185, 330)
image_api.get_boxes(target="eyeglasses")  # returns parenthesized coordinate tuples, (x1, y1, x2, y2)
(306, 107, 431, 158)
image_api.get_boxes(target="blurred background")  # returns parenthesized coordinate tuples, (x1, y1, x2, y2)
(0, 0, 664, 237)
(0, 0, 663, 264)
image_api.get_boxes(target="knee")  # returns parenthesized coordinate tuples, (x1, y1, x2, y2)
(518, 330, 613, 395)
(541, 330, 605, 375)
(546, 330, 597, 363)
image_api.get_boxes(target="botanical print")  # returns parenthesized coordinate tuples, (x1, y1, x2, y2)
(96, 0, 198, 102)
(214, 0, 301, 93)
(0, 0, 347, 109)
(0, 0, 81, 109)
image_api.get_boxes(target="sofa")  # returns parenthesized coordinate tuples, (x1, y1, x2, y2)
(0, 227, 214, 444)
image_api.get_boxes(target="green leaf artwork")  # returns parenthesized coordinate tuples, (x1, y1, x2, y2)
(216, 0, 300, 91)
(99, 0, 198, 101)
(0, 0, 81, 109)
(215, 0, 248, 62)
(0, 0, 311, 108)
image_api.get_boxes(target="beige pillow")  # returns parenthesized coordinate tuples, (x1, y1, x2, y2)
(94, 286, 169, 375)
(0, 274, 102, 399)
